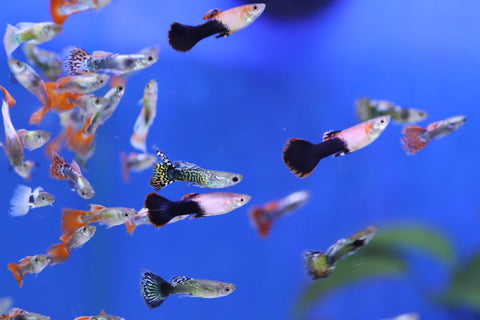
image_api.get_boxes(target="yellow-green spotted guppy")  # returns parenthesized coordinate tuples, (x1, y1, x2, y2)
(141, 271, 236, 308)
(150, 146, 243, 190)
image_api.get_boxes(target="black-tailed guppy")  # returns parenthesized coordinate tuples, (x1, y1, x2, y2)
(304, 226, 378, 280)
(150, 146, 243, 190)
(141, 271, 236, 308)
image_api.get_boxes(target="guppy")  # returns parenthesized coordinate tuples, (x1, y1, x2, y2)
(64, 47, 158, 76)
(356, 97, 428, 124)
(23, 43, 63, 81)
(150, 146, 243, 190)
(141, 271, 235, 308)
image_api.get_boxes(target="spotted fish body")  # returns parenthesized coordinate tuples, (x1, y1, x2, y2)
(150, 147, 243, 190)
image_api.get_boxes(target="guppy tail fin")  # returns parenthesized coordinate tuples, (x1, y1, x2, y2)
(355, 97, 376, 121)
(144, 193, 201, 227)
(63, 47, 91, 76)
(47, 241, 70, 265)
(50, 0, 70, 25)
(249, 206, 274, 239)
(0, 85, 16, 107)
(168, 20, 228, 52)
(49, 151, 68, 180)
(8, 261, 26, 288)
(9, 185, 32, 217)
(61, 208, 89, 233)
(303, 250, 335, 281)
(402, 125, 430, 154)
(141, 271, 173, 309)
(3, 24, 20, 57)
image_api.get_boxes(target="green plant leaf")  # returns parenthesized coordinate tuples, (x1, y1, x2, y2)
(296, 248, 406, 315)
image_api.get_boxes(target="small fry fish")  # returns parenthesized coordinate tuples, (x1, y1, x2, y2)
(283, 116, 390, 177)
(64, 47, 158, 76)
(402, 115, 466, 154)
(303, 226, 378, 281)
(168, 4, 266, 52)
(1, 307, 52, 320)
(51, 0, 114, 26)
(3, 22, 62, 57)
(23, 43, 63, 81)
(120, 152, 156, 182)
(144, 191, 250, 227)
(130, 80, 157, 152)
(10, 185, 54, 217)
(8, 59, 51, 118)
(141, 271, 235, 308)
(47, 225, 96, 264)
(249, 190, 310, 238)
(8, 254, 51, 288)
(356, 97, 428, 124)
(17, 129, 51, 150)
(49, 151, 95, 199)
(150, 147, 243, 190)
(61, 205, 136, 233)
(53, 74, 110, 94)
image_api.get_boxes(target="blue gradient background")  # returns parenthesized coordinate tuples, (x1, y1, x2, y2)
(0, 1, 478, 319)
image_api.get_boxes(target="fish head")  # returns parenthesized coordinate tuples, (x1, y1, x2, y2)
(369, 115, 390, 137)
(35, 191, 55, 207)
(223, 193, 251, 211)
(138, 53, 159, 69)
(403, 108, 428, 123)
(144, 79, 158, 96)
(76, 176, 95, 199)
(211, 172, 244, 188)
(78, 225, 96, 238)
(96, 0, 115, 9)
(40, 23, 62, 39)
(443, 115, 467, 132)
(217, 283, 236, 297)
(31, 254, 51, 273)
(27, 130, 52, 149)
(8, 58, 27, 75)
(245, 4, 266, 23)
(120, 208, 138, 222)
(86, 96, 108, 113)
(94, 74, 111, 88)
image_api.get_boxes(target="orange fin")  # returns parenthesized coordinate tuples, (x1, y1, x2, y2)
(120, 152, 130, 182)
(126, 220, 137, 235)
(74, 317, 90, 320)
(50, 0, 70, 25)
(111, 75, 126, 88)
(402, 126, 430, 154)
(62, 208, 89, 233)
(89, 204, 105, 214)
(8, 262, 25, 288)
(29, 106, 49, 125)
(181, 193, 199, 201)
(0, 85, 16, 107)
(249, 207, 274, 239)
(49, 151, 69, 180)
(203, 8, 221, 20)
(46, 130, 67, 159)
(67, 129, 95, 157)
(47, 242, 70, 264)
(100, 310, 106, 315)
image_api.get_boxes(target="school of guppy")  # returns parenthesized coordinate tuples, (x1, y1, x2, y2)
(1, 1, 467, 319)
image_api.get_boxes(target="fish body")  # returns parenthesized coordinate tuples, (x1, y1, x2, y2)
(23, 43, 63, 81)
(13, 160, 35, 181)
(17, 129, 51, 150)
(150, 147, 243, 190)
(283, 116, 390, 177)
(326, 226, 378, 264)
(3, 22, 62, 56)
(47, 225, 96, 264)
(2, 307, 52, 320)
(54, 74, 110, 94)
(61, 206, 136, 234)
(250, 190, 310, 238)
(144, 192, 250, 227)
(356, 97, 428, 123)
(125, 208, 152, 234)
(141, 271, 235, 308)
(64, 47, 158, 76)
(7, 254, 51, 288)
(168, 4, 266, 52)
(2, 99, 24, 167)
(8, 59, 51, 114)
(10, 185, 55, 217)
(303, 250, 335, 280)
(120, 152, 156, 182)
(49, 151, 95, 199)
(70, 94, 108, 116)
(402, 115, 466, 154)
(51, 0, 114, 26)
(130, 80, 158, 152)
(99, 84, 125, 124)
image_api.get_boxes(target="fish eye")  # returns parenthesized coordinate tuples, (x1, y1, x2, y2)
(118, 85, 124, 92)
(380, 119, 385, 124)
(147, 55, 153, 61)
(240, 198, 244, 202)
(225, 287, 230, 292)
(253, 5, 258, 10)
(99, 79, 104, 84)
(124, 213, 129, 217)
(232, 176, 239, 182)
(41, 196, 46, 201)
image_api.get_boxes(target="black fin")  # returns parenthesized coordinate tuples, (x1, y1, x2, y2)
(140, 271, 172, 309)
(145, 193, 203, 227)
(168, 20, 229, 52)
(282, 137, 347, 178)
(323, 130, 341, 141)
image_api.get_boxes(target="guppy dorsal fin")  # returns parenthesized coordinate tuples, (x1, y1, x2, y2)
(323, 130, 341, 141)
(170, 276, 191, 286)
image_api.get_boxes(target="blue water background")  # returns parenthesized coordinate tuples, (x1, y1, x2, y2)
(0, 0, 478, 319)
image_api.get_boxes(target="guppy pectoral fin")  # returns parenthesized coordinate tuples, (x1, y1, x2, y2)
(215, 31, 230, 38)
